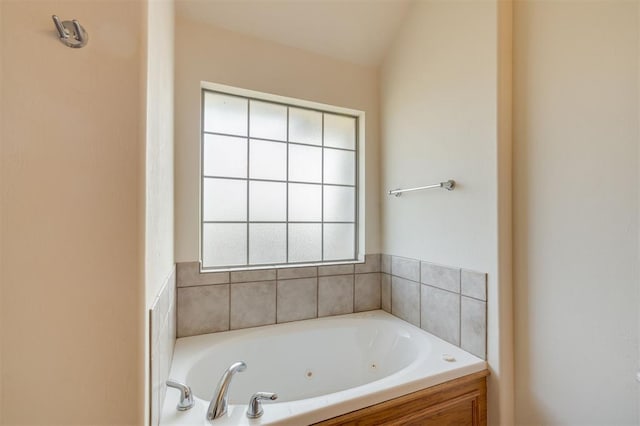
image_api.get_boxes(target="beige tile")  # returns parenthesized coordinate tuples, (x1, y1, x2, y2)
(391, 256, 420, 281)
(177, 285, 229, 337)
(277, 278, 317, 323)
(381, 273, 391, 312)
(381, 254, 391, 274)
(230, 269, 276, 283)
(355, 254, 381, 273)
(150, 268, 175, 348)
(318, 264, 354, 276)
(420, 262, 460, 293)
(355, 273, 381, 312)
(177, 262, 229, 287)
(391, 276, 420, 326)
(230, 281, 276, 330)
(158, 329, 172, 419)
(461, 269, 487, 301)
(150, 347, 160, 426)
(150, 303, 162, 352)
(461, 296, 487, 359)
(150, 268, 176, 426)
(277, 266, 317, 280)
(167, 302, 176, 358)
(318, 275, 354, 317)
(166, 269, 176, 317)
(421, 285, 460, 345)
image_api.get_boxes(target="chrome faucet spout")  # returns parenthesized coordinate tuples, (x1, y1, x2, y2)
(207, 361, 247, 421)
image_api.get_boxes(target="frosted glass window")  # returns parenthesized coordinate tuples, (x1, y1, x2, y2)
(250, 181, 286, 221)
(289, 145, 322, 183)
(249, 224, 286, 264)
(289, 107, 322, 145)
(203, 92, 247, 136)
(203, 223, 247, 267)
(203, 134, 247, 178)
(324, 114, 356, 150)
(289, 183, 321, 221)
(250, 100, 287, 141)
(289, 224, 322, 263)
(324, 148, 355, 185)
(323, 224, 355, 261)
(203, 178, 246, 221)
(201, 87, 360, 269)
(249, 140, 286, 180)
(324, 186, 355, 222)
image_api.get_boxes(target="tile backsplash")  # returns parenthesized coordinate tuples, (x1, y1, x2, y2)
(176, 254, 381, 337)
(149, 267, 176, 426)
(381, 254, 487, 359)
(176, 254, 487, 360)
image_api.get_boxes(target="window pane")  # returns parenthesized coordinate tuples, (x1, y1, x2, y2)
(323, 223, 355, 261)
(324, 114, 356, 150)
(288, 224, 321, 263)
(289, 107, 322, 145)
(249, 224, 286, 265)
(250, 181, 286, 221)
(324, 186, 355, 222)
(289, 183, 321, 221)
(201, 88, 361, 269)
(250, 100, 287, 141)
(249, 140, 286, 181)
(203, 134, 247, 178)
(324, 148, 355, 185)
(203, 92, 247, 136)
(203, 223, 247, 267)
(289, 144, 322, 183)
(203, 178, 246, 221)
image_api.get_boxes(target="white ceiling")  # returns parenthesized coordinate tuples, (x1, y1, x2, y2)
(175, 0, 413, 67)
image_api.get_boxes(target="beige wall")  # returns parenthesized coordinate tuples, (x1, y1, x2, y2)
(174, 15, 381, 262)
(146, 1, 174, 308)
(0, 1, 145, 424)
(0, 0, 4, 411)
(379, 1, 513, 424)
(514, 1, 639, 424)
(145, 0, 175, 424)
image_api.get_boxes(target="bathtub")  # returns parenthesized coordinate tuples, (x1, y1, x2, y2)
(160, 310, 486, 425)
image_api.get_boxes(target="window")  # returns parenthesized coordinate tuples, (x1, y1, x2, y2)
(200, 84, 363, 270)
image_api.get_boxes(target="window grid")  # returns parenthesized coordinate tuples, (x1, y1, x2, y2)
(201, 88, 359, 269)
(285, 107, 290, 263)
(320, 113, 324, 261)
(203, 132, 356, 152)
(246, 100, 251, 264)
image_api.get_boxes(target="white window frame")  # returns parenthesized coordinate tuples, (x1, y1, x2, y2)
(199, 81, 366, 272)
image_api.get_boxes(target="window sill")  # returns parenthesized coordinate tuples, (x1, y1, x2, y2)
(199, 259, 365, 274)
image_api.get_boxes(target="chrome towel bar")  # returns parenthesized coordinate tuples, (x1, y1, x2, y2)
(388, 180, 456, 197)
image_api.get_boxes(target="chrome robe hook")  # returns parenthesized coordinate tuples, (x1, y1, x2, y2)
(52, 15, 88, 48)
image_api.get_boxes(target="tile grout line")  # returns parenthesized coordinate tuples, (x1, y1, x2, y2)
(459, 268, 462, 348)
(389, 254, 393, 316)
(418, 260, 422, 329)
(352, 271, 355, 313)
(177, 254, 485, 352)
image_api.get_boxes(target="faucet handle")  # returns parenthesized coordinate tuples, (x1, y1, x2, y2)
(246, 392, 278, 419)
(166, 380, 195, 411)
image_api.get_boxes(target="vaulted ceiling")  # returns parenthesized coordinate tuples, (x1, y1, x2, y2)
(175, 0, 413, 67)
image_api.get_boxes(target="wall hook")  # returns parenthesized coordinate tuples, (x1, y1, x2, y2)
(52, 15, 88, 48)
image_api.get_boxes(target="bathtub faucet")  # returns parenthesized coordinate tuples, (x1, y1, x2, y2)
(207, 361, 247, 421)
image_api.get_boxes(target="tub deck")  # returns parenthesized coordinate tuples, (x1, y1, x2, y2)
(161, 310, 487, 425)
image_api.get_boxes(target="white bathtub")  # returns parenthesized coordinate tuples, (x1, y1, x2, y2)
(161, 310, 486, 426)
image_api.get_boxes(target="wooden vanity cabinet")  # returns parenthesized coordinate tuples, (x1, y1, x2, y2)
(314, 370, 488, 426)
